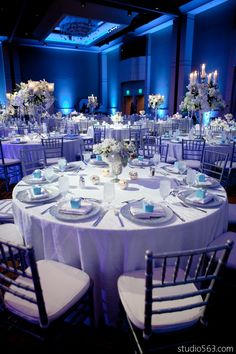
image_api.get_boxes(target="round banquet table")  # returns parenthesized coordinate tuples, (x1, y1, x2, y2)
(1, 136, 83, 163)
(12, 161, 228, 326)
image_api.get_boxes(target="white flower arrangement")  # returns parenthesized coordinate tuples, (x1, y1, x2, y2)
(87, 94, 98, 109)
(210, 118, 230, 131)
(93, 138, 136, 166)
(224, 113, 234, 123)
(111, 112, 122, 123)
(172, 112, 183, 119)
(148, 94, 164, 109)
(6, 79, 54, 114)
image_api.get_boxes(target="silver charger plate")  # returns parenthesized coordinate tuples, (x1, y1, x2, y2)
(53, 163, 78, 172)
(22, 174, 59, 185)
(192, 177, 220, 189)
(16, 186, 60, 204)
(49, 201, 101, 222)
(177, 190, 223, 208)
(129, 159, 153, 168)
(120, 202, 174, 226)
(89, 159, 108, 167)
(162, 165, 179, 174)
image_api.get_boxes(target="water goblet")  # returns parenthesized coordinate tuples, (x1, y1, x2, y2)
(103, 182, 115, 208)
(186, 168, 196, 188)
(58, 175, 69, 200)
(159, 180, 171, 202)
(58, 157, 67, 172)
(153, 152, 161, 167)
(83, 152, 91, 164)
(177, 160, 187, 175)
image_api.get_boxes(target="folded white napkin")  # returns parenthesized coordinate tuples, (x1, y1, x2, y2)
(28, 188, 50, 200)
(59, 201, 93, 215)
(130, 202, 166, 219)
(132, 159, 149, 166)
(185, 192, 213, 204)
(195, 179, 212, 186)
(29, 175, 46, 182)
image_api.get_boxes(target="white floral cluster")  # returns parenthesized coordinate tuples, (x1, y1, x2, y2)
(111, 112, 123, 123)
(148, 94, 164, 109)
(210, 118, 231, 131)
(93, 138, 136, 166)
(6, 79, 54, 113)
(179, 78, 225, 113)
(224, 113, 234, 122)
(87, 94, 98, 109)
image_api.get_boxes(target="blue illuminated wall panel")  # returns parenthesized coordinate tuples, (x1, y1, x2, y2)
(150, 25, 174, 116)
(18, 46, 99, 112)
(106, 48, 120, 114)
(192, 0, 236, 109)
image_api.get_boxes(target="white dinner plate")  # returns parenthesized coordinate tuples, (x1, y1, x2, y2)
(177, 190, 223, 208)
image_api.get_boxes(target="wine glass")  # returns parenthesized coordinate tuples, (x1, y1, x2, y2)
(103, 182, 115, 207)
(44, 168, 56, 183)
(186, 168, 196, 188)
(58, 157, 67, 172)
(177, 160, 187, 175)
(159, 180, 171, 201)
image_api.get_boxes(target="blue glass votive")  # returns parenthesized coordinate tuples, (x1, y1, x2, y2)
(33, 169, 42, 179)
(96, 155, 102, 161)
(198, 174, 205, 183)
(195, 189, 206, 199)
(33, 185, 42, 195)
(143, 201, 154, 213)
(70, 197, 81, 209)
(138, 155, 144, 161)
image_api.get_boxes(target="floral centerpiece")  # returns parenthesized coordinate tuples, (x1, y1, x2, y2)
(111, 112, 123, 123)
(6, 79, 54, 121)
(148, 94, 164, 119)
(87, 94, 98, 113)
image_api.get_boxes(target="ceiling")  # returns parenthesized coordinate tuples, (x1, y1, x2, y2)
(0, 0, 209, 51)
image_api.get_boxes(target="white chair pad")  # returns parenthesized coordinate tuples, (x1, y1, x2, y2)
(0, 223, 23, 245)
(182, 159, 200, 169)
(0, 199, 13, 221)
(118, 267, 204, 333)
(5, 260, 90, 325)
(0, 158, 21, 166)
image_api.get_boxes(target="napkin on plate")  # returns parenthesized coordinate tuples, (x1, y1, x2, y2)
(28, 176, 46, 182)
(185, 192, 213, 204)
(28, 188, 50, 200)
(59, 201, 93, 215)
(130, 202, 166, 219)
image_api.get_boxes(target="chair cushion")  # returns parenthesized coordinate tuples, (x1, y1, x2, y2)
(0, 223, 23, 245)
(5, 260, 90, 325)
(0, 158, 21, 166)
(228, 203, 236, 225)
(118, 267, 204, 333)
(0, 199, 14, 222)
(208, 232, 236, 270)
(182, 159, 200, 169)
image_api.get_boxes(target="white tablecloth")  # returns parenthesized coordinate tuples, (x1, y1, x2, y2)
(12, 162, 228, 326)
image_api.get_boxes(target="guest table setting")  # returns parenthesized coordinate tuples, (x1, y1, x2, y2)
(12, 156, 228, 326)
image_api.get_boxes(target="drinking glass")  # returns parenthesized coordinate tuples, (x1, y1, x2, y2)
(58, 175, 69, 200)
(83, 152, 91, 164)
(186, 168, 196, 188)
(58, 157, 67, 172)
(177, 160, 187, 175)
(153, 152, 161, 167)
(103, 182, 115, 207)
(44, 168, 55, 183)
(159, 180, 171, 201)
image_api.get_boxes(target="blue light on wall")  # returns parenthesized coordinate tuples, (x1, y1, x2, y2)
(138, 88, 143, 94)
(126, 89, 130, 95)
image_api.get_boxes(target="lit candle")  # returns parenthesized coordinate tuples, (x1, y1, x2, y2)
(193, 71, 198, 84)
(201, 63, 206, 79)
(48, 83, 54, 92)
(190, 72, 194, 84)
(6, 93, 11, 100)
(213, 70, 218, 85)
(208, 73, 212, 84)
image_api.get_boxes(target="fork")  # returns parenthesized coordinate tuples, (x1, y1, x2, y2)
(114, 209, 124, 227)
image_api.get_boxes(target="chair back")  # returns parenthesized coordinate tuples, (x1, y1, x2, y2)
(200, 149, 229, 183)
(93, 127, 102, 144)
(143, 240, 233, 339)
(182, 139, 205, 161)
(143, 136, 168, 162)
(0, 240, 48, 327)
(0, 140, 5, 165)
(41, 137, 63, 160)
(230, 141, 236, 168)
(20, 146, 46, 176)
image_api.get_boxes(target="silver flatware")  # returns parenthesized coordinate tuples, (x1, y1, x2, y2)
(40, 204, 54, 215)
(92, 209, 108, 227)
(166, 204, 185, 222)
(179, 201, 207, 213)
(114, 209, 124, 227)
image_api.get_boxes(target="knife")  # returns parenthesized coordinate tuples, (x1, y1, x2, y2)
(92, 209, 108, 227)
(166, 204, 185, 222)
